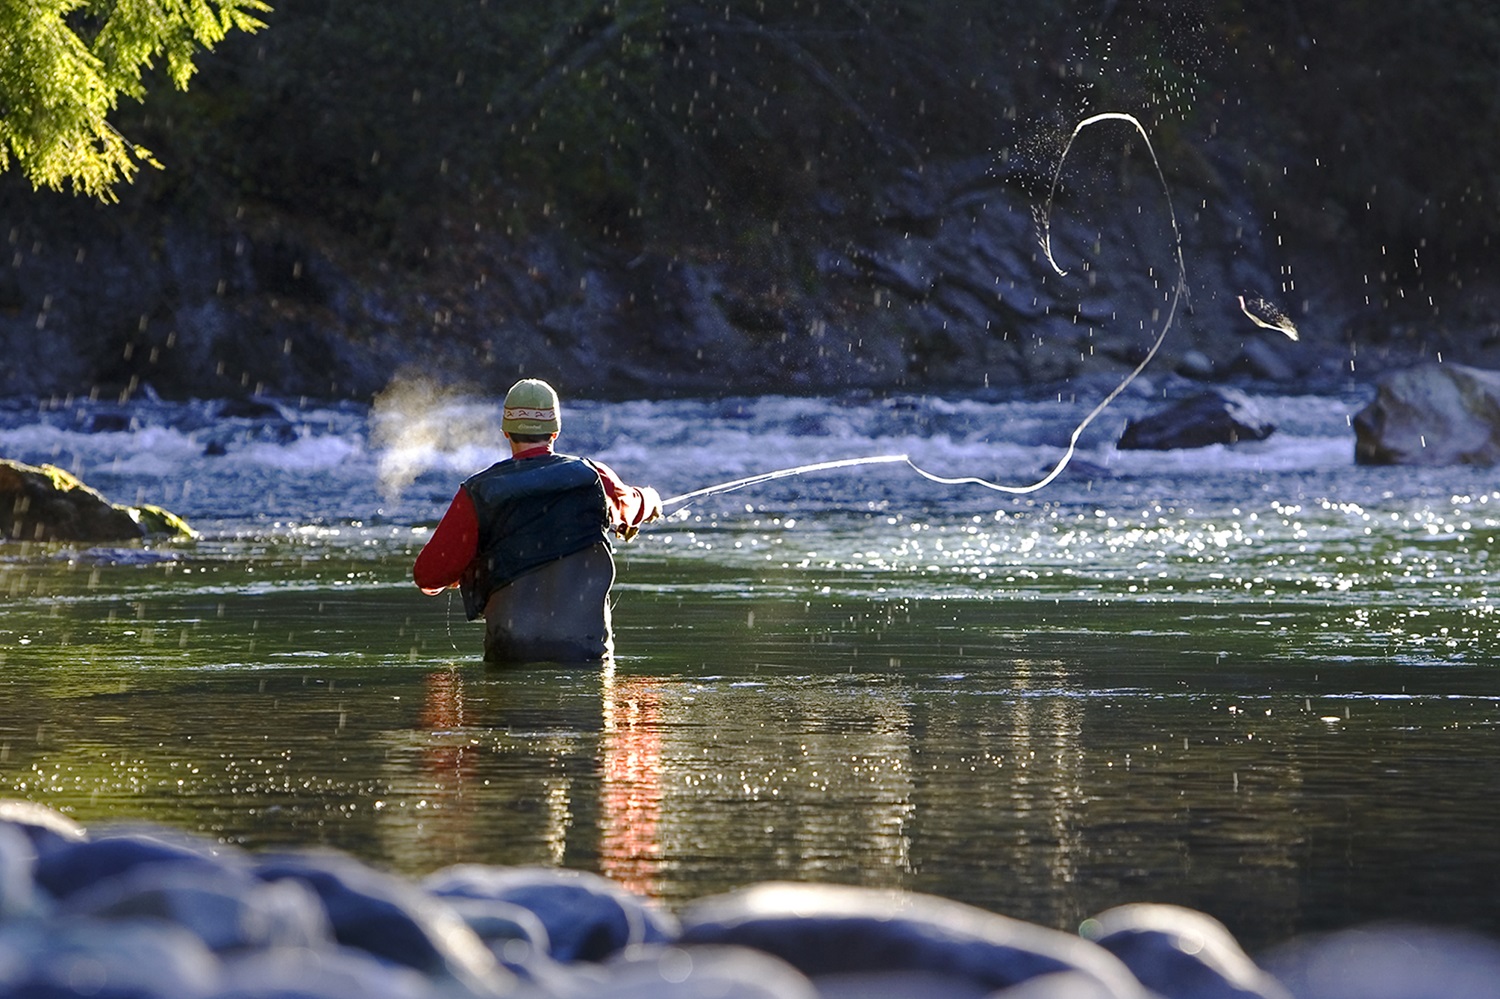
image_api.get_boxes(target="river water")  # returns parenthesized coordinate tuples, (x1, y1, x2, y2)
(1, 383, 1497, 955)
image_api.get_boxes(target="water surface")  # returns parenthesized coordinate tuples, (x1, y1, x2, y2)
(1, 389, 1497, 953)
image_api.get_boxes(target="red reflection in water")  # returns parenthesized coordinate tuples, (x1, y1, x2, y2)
(421, 669, 474, 781)
(418, 669, 480, 861)
(600, 673, 665, 896)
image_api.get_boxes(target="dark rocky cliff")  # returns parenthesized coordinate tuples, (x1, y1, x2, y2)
(3, 1, 1498, 402)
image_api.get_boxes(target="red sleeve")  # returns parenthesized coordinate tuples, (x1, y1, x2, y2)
(589, 459, 657, 531)
(413, 489, 480, 594)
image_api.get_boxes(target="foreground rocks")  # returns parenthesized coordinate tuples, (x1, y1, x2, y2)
(1352, 362, 1500, 465)
(0, 458, 196, 543)
(2, 801, 1498, 998)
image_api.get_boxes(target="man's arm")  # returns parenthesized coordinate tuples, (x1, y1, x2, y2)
(413, 489, 481, 594)
(590, 460, 662, 537)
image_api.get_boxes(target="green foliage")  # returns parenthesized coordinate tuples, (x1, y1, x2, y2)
(0, 0, 268, 200)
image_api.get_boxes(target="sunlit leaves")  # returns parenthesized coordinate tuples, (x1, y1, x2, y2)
(0, 0, 269, 199)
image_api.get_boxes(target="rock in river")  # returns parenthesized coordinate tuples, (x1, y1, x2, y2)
(1352, 362, 1500, 465)
(0, 458, 196, 543)
(1117, 388, 1276, 451)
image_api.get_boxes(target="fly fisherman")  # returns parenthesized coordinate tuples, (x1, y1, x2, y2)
(413, 379, 662, 663)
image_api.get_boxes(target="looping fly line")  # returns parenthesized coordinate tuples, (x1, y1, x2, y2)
(663, 111, 1187, 512)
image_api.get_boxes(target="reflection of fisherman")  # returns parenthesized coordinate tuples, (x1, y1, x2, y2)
(413, 379, 662, 663)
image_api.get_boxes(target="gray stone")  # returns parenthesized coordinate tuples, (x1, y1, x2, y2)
(0, 797, 88, 855)
(439, 894, 558, 980)
(216, 945, 439, 999)
(0, 917, 222, 998)
(1233, 337, 1299, 382)
(1261, 924, 1500, 999)
(593, 945, 820, 999)
(61, 865, 332, 954)
(1118, 388, 1276, 450)
(35, 827, 249, 902)
(1353, 362, 1500, 465)
(1084, 903, 1291, 999)
(678, 882, 1149, 997)
(0, 824, 40, 922)
(1176, 349, 1217, 380)
(992, 970, 1135, 999)
(424, 863, 679, 964)
(254, 849, 511, 994)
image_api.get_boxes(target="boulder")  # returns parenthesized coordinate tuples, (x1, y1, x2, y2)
(131, 503, 198, 538)
(1232, 337, 1299, 382)
(0, 459, 141, 543)
(1118, 388, 1276, 450)
(254, 849, 513, 993)
(216, 946, 441, 999)
(5, 799, 1500, 999)
(425, 864, 678, 964)
(0, 798, 88, 855)
(59, 865, 332, 954)
(0, 918, 222, 998)
(678, 882, 1150, 997)
(0, 825, 40, 922)
(34, 826, 249, 901)
(1083, 903, 1291, 999)
(594, 945, 819, 999)
(0, 458, 196, 543)
(1261, 924, 1500, 999)
(1352, 362, 1500, 465)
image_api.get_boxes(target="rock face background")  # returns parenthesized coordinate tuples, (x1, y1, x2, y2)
(3, 2, 1500, 402)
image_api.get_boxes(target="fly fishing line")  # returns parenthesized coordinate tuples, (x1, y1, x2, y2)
(663, 111, 1188, 511)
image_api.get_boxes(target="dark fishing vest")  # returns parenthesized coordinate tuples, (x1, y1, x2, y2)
(459, 453, 609, 620)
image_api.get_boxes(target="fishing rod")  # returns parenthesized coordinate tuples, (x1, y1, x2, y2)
(661, 454, 909, 508)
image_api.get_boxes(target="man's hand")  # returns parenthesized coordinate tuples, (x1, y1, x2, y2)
(641, 487, 663, 523)
(616, 486, 663, 541)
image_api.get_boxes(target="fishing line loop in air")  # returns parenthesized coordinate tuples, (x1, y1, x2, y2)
(663, 111, 1187, 512)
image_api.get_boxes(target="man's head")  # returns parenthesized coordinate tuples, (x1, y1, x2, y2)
(502, 379, 561, 441)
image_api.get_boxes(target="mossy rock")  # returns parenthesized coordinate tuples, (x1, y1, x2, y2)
(129, 503, 200, 539)
(1, 458, 196, 543)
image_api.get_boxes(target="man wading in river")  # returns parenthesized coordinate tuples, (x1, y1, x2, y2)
(413, 379, 662, 663)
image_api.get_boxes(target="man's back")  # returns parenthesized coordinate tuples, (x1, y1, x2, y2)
(480, 541, 616, 663)
(463, 452, 609, 605)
